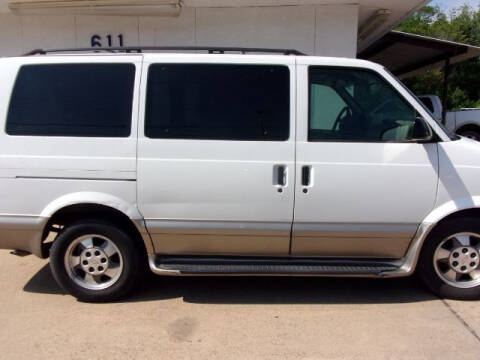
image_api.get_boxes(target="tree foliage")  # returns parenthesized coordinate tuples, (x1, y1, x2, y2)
(396, 4, 480, 109)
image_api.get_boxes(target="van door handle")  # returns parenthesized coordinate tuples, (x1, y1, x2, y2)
(302, 166, 311, 186)
(276, 165, 287, 186)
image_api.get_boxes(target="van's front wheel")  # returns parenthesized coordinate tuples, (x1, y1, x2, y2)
(50, 221, 141, 302)
(419, 218, 480, 300)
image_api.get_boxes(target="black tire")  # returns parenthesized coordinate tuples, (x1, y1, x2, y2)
(418, 217, 480, 300)
(50, 220, 142, 302)
(458, 129, 480, 141)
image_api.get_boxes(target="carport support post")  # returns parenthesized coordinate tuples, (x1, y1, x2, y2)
(441, 57, 451, 125)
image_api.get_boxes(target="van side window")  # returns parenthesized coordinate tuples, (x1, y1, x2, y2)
(145, 64, 290, 140)
(6, 64, 135, 137)
(309, 67, 421, 142)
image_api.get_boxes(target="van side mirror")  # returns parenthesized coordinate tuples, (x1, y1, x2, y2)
(410, 117, 434, 143)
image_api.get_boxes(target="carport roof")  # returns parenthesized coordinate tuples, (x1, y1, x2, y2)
(358, 30, 480, 78)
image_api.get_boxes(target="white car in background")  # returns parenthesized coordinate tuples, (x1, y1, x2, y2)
(418, 94, 480, 140)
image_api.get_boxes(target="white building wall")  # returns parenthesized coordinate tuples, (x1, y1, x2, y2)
(0, 4, 358, 57)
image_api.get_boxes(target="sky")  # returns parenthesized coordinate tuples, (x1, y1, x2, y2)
(430, 0, 479, 11)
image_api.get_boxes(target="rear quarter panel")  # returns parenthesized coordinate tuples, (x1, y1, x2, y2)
(0, 56, 143, 255)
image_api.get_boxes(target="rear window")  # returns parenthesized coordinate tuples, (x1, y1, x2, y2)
(145, 64, 290, 141)
(6, 63, 135, 137)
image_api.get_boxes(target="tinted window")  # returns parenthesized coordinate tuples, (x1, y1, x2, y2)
(145, 64, 290, 140)
(309, 67, 422, 142)
(7, 64, 135, 137)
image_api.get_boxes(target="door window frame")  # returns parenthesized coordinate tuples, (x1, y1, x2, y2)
(307, 65, 436, 143)
(137, 55, 297, 143)
(143, 63, 291, 142)
(2, 56, 143, 141)
(6, 63, 136, 138)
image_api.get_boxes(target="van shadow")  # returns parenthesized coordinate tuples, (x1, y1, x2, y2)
(24, 264, 436, 304)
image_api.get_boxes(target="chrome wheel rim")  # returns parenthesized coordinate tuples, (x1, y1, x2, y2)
(64, 234, 123, 290)
(433, 232, 480, 289)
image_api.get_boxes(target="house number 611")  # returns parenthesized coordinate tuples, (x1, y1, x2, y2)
(91, 34, 124, 47)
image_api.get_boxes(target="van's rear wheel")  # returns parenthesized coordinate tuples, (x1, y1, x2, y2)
(50, 221, 141, 302)
(419, 218, 480, 300)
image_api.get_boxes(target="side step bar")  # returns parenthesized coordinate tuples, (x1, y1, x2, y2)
(149, 256, 400, 277)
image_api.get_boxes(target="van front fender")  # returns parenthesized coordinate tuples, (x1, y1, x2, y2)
(398, 196, 480, 274)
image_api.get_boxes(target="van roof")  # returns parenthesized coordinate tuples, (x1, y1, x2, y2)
(24, 46, 305, 56)
(1, 46, 381, 72)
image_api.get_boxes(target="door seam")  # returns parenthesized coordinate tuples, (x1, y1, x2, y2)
(289, 57, 298, 256)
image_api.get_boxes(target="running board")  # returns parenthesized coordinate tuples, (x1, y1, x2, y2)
(149, 256, 401, 277)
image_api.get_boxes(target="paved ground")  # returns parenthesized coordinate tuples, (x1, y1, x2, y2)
(0, 250, 480, 359)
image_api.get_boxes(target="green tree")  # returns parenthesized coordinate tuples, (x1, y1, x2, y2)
(397, 4, 480, 110)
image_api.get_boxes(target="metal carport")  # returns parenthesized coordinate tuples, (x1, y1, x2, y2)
(359, 30, 480, 122)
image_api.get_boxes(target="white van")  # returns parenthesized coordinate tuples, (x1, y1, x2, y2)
(0, 47, 479, 302)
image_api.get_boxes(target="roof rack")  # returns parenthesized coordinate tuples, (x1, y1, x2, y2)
(24, 46, 305, 56)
